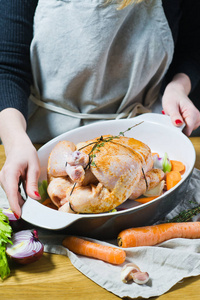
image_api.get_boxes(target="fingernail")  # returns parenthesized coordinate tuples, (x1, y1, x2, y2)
(175, 119, 183, 125)
(34, 191, 40, 197)
(161, 110, 165, 115)
(14, 212, 20, 220)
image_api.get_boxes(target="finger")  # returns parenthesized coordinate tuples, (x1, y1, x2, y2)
(163, 103, 184, 128)
(25, 164, 41, 200)
(3, 178, 23, 218)
(182, 110, 200, 136)
(0, 168, 24, 217)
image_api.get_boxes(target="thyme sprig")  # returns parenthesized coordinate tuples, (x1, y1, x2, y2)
(167, 206, 200, 223)
(68, 121, 143, 204)
(78, 121, 143, 168)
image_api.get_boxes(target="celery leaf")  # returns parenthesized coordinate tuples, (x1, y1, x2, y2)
(0, 209, 12, 280)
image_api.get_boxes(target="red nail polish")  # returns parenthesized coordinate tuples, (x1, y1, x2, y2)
(161, 110, 165, 115)
(14, 212, 20, 220)
(175, 119, 183, 125)
(34, 191, 40, 197)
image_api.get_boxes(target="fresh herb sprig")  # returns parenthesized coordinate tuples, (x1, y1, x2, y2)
(0, 209, 12, 280)
(78, 121, 143, 168)
(69, 122, 143, 203)
(167, 206, 200, 223)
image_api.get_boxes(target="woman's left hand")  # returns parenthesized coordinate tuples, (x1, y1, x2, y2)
(162, 73, 200, 136)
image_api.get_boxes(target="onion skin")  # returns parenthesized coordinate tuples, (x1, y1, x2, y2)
(2, 208, 24, 232)
(6, 230, 44, 265)
(11, 247, 44, 265)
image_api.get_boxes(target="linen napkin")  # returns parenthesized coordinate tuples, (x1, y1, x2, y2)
(1, 169, 200, 299)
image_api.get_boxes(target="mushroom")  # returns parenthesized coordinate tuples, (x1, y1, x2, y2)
(121, 263, 149, 284)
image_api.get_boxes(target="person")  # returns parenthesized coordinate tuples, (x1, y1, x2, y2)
(0, 0, 200, 218)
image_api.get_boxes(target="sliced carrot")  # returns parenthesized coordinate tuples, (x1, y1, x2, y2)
(152, 152, 159, 157)
(134, 196, 158, 204)
(42, 198, 58, 210)
(117, 222, 200, 248)
(170, 160, 186, 175)
(62, 236, 126, 265)
(166, 170, 182, 190)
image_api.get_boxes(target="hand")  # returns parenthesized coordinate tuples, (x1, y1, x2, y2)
(162, 73, 200, 136)
(0, 139, 41, 218)
(0, 108, 41, 218)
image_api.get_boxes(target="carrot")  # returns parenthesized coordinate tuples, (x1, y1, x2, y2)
(62, 236, 126, 265)
(134, 196, 158, 204)
(170, 160, 186, 175)
(166, 170, 182, 190)
(42, 198, 57, 210)
(117, 222, 200, 248)
(152, 152, 159, 157)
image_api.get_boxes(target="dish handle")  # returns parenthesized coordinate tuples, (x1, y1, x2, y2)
(21, 197, 83, 230)
(134, 113, 185, 132)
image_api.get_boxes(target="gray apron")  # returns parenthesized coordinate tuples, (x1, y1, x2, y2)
(28, 0, 174, 143)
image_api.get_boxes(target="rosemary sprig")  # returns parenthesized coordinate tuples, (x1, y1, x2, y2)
(167, 206, 200, 223)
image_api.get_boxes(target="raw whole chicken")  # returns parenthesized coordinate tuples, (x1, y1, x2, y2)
(47, 135, 164, 213)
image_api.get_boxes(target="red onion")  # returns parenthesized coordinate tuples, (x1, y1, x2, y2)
(2, 208, 17, 221)
(153, 152, 172, 173)
(6, 230, 44, 264)
(2, 208, 23, 232)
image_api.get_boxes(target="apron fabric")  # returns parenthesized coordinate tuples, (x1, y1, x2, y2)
(28, 0, 174, 143)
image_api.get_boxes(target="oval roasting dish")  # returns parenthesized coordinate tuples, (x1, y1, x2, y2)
(22, 113, 196, 239)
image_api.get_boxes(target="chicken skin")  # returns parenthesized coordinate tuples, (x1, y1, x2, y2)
(47, 135, 164, 213)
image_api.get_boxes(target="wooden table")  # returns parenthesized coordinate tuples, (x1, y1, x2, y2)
(1, 138, 200, 300)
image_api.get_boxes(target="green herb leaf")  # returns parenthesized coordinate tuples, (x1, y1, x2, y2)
(0, 209, 12, 280)
(119, 132, 124, 136)
(162, 153, 172, 173)
(38, 180, 49, 202)
(108, 209, 117, 213)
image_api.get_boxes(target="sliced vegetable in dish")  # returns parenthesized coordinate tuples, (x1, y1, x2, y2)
(143, 180, 165, 197)
(166, 171, 182, 191)
(134, 196, 158, 204)
(153, 152, 172, 173)
(42, 198, 57, 209)
(38, 180, 49, 202)
(170, 160, 186, 175)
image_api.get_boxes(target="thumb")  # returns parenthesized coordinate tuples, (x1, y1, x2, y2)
(163, 104, 184, 128)
(26, 166, 41, 200)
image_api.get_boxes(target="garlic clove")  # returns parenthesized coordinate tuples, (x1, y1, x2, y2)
(131, 271, 150, 285)
(121, 263, 140, 283)
(121, 263, 149, 284)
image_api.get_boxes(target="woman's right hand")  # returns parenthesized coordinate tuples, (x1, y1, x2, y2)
(0, 108, 41, 218)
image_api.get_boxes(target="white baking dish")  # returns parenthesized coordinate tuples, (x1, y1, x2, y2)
(21, 113, 195, 239)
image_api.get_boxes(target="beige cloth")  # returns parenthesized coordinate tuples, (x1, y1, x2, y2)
(1, 168, 200, 298)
